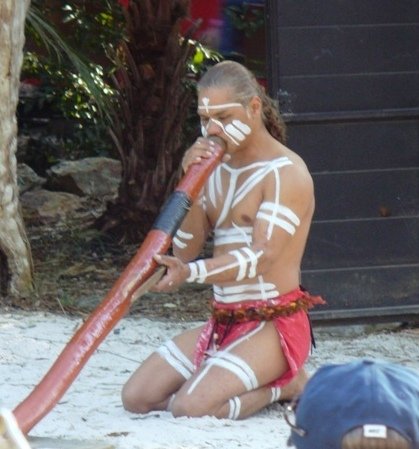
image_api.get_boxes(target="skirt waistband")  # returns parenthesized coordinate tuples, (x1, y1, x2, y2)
(211, 288, 326, 324)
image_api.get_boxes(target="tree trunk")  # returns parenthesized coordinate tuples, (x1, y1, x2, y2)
(0, 0, 33, 298)
(96, 0, 198, 242)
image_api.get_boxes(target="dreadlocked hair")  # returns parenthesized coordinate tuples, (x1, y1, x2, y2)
(198, 60, 287, 143)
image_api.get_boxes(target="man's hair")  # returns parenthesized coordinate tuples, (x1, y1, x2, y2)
(342, 427, 411, 449)
(198, 60, 287, 143)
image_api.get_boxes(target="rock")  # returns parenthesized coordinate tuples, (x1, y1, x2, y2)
(46, 157, 121, 199)
(17, 163, 46, 193)
(20, 189, 83, 225)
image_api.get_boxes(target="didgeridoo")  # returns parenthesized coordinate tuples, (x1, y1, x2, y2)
(13, 136, 225, 435)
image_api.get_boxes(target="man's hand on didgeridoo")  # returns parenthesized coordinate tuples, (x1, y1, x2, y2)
(152, 254, 190, 292)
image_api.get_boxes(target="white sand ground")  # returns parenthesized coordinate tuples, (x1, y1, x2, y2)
(0, 311, 418, 449)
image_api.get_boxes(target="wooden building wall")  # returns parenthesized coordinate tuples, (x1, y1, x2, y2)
(265, 0, 419, 323)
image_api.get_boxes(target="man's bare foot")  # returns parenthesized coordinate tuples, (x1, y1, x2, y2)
(279, 368, 309, 402)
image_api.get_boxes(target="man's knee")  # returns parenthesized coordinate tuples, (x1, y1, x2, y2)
(170, 394, 212, 418)
(121, 383, 153, 414)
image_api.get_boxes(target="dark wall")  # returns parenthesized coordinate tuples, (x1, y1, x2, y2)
(266, 0, 419, 323)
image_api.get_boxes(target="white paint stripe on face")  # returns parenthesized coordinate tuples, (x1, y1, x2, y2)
(198, 102, 243, 110)
(233, 119, 251, 135)
(224, 120, 251, 141)
(208, 118, 240, 146)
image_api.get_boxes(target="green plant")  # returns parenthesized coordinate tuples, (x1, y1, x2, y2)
(225, 3, 265, 37)
(20, 1, 122, 169)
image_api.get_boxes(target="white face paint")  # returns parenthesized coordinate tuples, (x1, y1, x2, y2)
(198, 97, 252, 145)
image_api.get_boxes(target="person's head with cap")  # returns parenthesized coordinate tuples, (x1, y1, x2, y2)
(286, 359, 419, 449)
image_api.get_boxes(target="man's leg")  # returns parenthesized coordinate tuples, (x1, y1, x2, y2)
(121, 325, 204, 413)
(171, 321, 305, 419)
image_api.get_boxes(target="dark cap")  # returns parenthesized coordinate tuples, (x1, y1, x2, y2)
(289, 359, 419, 449)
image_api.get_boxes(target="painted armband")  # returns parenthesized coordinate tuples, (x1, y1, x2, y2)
(256, 201, 300, 237)
(186, 247, 264, 284)
(172, 229, 194, 250)
(172, 192, 207, 250)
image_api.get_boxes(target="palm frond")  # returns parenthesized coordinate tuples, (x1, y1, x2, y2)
(26, 4, 115, 123)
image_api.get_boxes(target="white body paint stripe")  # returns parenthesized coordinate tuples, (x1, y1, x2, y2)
(198, 102, 243, 110)
(208, 118, 240, 145)
(172, 237, 187, 249)
(232, 158, 292, 208)
(211, 351, 259, 390)
(173, 229, 194, 249)
(208, 171, 217, 207)
(215, 170, 239, 228)
(256, 212, 297, 235)
(240, 247, 261, 278)
(157, 341, 194, 379)
(214, 282, 277, 295)
(176, 229, 194, 239)
(228, 397, 241, 420)
(186, 262, 198, 282)
(229, 249, 247, 281)
(196, 259, 208, 283)
(213, 282, 279, 304)
(187, 323, 265, 395)
(214, 289, 280, 303)
(259, 202, 300, 226)
(270, 386, 281, 403)
(214, 226, 253, 246)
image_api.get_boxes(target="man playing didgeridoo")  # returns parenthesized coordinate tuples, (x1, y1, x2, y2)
(121, 60, 324, 420)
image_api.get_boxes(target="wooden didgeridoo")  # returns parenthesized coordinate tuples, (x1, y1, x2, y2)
(13, 136, 225, 435)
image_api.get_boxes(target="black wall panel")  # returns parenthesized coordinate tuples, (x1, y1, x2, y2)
(266, 0, 419, 323)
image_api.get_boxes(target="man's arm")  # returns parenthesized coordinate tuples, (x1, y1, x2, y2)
(171, 195, 211, 263)
(154, 163, 314, 289)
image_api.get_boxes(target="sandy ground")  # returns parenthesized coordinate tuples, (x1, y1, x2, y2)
(0, 311, 418, 449)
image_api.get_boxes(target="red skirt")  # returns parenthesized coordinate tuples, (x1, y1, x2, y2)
(193, 288, 325, 387)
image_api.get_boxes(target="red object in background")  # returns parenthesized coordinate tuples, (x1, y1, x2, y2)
(21, 78, 42, 87)
(118, 0, 129, 8)
(181, 0, 222, 38)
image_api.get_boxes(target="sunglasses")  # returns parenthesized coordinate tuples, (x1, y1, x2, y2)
(284, 396, 307, 437)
